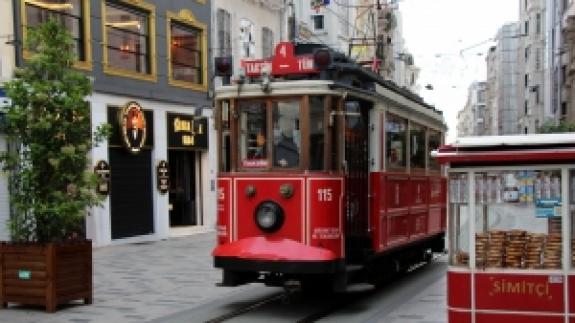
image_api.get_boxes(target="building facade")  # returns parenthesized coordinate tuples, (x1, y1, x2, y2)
(517, 0, 548, 133)
(5, 0, 215, 246)
(212, 0, 284, 84)
(457, 81, 487, 137)
(487, 23, 521, 135)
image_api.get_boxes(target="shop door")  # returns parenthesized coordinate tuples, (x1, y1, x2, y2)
(109, 148, 154, 239)
(169, 150, 198, 226)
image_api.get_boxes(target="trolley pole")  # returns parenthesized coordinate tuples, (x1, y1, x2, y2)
(287, 0, 296, 42)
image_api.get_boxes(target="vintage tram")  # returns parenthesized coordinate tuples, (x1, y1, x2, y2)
(212, 42, 447, 291)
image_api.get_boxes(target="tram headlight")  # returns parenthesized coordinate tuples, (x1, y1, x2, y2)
(254, 201, 284, 233)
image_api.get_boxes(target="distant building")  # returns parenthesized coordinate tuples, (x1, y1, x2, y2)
(457, 81, 487, 137)
(486, 23, 520, 135)
(517, 0, 549, 134)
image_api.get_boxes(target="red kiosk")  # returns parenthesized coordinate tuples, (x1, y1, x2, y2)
(434, 134, 575, 323)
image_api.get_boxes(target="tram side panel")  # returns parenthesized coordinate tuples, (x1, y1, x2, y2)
(409, 176, 429, 238)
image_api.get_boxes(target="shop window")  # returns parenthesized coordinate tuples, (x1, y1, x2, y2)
(409, 122, 425, 170)
(23, 0, 90, 68)
(449, 172, 470, 267)
(103, 0, 155, 80)
(168, 11, 207, 90)
(273, 100, 300, 168)
(385, 113, 407, 170)
(238, 101, 267, 169)
(474, 170, 563, 270)
(309, 96, 325, 171)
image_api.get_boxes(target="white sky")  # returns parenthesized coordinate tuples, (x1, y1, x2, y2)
(398, 0, 519, 143)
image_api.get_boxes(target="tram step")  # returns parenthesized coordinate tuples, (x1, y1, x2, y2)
(345, 265, 363, 272)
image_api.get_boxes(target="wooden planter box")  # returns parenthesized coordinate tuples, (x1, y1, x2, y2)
(0, 241, 92, 312)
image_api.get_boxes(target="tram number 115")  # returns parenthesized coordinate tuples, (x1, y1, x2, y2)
(317, 188, 333, 202)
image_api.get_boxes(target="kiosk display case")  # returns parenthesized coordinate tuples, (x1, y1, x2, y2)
(434, 134, 575, 323)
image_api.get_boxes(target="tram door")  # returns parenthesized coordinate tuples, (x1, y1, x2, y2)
(168, 150, 198, 226)
(343, 100, 370, 260)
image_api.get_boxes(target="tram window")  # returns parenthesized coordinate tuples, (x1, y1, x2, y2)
(385, 114, 407, 170)
(428, 130, 441, 171)
(409, 122, 426, 170)
(273, 100, 300, 168)
(238, 101, 267, 169)
(309, 96, 325, 171)
(220, 100, 231, 172)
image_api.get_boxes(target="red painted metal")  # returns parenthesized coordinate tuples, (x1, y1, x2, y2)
(448, 271, 471, 309)
(435, 149, 575, 165)
(212, 236, 336, 261)
(475, 313, 564, 323)
(308, 178, 344, 258)
(571, 275, 575, 313)
(448, 310, 471, 323)
(235, 178, 304, 242)
(216, 178, 232, 245)
(369, 172, 446, 252)
(475, 273, 564, 313)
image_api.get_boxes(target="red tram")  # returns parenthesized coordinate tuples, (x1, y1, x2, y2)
(212, 42, 447, 291)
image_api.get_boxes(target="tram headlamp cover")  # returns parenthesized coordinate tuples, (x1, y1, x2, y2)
(254, 201, 284, 233)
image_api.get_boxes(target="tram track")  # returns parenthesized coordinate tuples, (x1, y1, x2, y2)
(194, 255, 446, 323)
(202, 291, 285, 323)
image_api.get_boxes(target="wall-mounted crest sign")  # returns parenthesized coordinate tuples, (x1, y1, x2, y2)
(157, 160, 170, 194)
(119, 101, 147, 153)
(94, 160, 111, 195)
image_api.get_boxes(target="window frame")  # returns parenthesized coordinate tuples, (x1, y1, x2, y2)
(166, 9, 208, 91)
(21, 0, 92, 70)
(101, 0, 156, 82)
(226, 96, 332, 173)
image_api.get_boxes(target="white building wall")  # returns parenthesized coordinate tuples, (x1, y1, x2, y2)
(86, 92, 217, 247)
(212, 0, 285, 82)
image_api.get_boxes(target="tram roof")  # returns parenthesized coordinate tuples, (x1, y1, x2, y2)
(433, 133, 575, 165)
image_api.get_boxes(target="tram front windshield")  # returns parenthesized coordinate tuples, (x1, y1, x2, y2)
(218, 96, 332, 172)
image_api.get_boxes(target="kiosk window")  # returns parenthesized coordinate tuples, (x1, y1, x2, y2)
(474, 170, 562, 270)
(449, 172, 470, 267)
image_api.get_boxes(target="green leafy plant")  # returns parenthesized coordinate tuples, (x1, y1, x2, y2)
(0, 20, 110, 243)
(537, 120, 575, 133)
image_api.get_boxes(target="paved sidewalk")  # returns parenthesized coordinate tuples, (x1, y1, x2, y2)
(0, 232, 252, 323)
(0, 232, 449, 323)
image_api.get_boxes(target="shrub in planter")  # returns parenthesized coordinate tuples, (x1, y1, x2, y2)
(0, 19, 109, 312)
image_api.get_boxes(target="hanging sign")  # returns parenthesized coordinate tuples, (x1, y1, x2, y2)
(94, 160, 111, 195)
(119, 101, 147, 153)
(241, 42, 318, 77)
(157, 160, 170, 194)
(167, 113, 208, 150)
